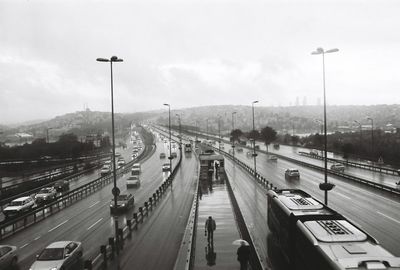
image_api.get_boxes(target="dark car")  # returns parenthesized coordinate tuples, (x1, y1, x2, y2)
(54, 180, 70, 192)
(285, 168, 300, 180)
(110, 194, 135, 213)
(0, 245, 18, 269)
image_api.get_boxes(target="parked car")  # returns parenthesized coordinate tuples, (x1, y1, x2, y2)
(0, 245, 18, 269)
(110, 194, 135, 213)
(330, 163, 345, 172)
(159, 153, 166, 159)
(35, 187, 57, 203)
(54, 180, 69, 192)
(162, 163, 171, 172)
(285, 168, 300, 180)
(3, 196, 35, 218)
(126, 176, 140, 187)
(30, 241, 83, 270)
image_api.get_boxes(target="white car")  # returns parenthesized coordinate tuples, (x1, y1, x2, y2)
(35, 187, 57, 203)
(330, 163, 345, 172)
(30, 241, 83, 270)
(126, 176, 140, 187)
(3, 196, 35, 218)
(162, 163, 171, 172)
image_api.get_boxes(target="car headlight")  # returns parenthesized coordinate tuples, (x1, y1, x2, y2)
(49, 267, 58, 270)
(121, 204, 126, 207)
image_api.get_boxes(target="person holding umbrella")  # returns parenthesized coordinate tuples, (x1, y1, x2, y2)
(236, 240, 250, 270)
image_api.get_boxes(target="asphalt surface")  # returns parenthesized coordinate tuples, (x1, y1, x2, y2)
(0, 137, 179, 270)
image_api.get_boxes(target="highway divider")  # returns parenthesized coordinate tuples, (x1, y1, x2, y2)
(0, 142, 153, 240)
(86, 147, 183, 270)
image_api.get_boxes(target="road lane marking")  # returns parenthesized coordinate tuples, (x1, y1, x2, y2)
(34, 235, 41, 241)
(336, 193, 351, 200)
(87, 218, 103, 230)
(20, 243, 29, 249)
(376, 211, 400, 224)
(48, 219, 69, 232)
(89, 201, 100, 208)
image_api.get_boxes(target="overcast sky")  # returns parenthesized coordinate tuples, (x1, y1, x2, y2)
(1, 0, 399, 124)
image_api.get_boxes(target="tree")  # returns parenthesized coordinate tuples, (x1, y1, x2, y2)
(58, 133, 78, 144)
(342, 143, 354, 161)
(291, 135, 300, 145)
(260, 126, 277, 153)
(230, 129, 243, 143)
(248, 130, 260, 141)
(32, 138, 46, 145)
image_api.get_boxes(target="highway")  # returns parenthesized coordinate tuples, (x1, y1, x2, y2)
(0, 137, 179, 270)
(225, 143, 400, 257)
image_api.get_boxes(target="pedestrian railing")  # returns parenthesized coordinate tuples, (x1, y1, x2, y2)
(298, 151, 400, 176)
(85, 147, 183, 270)
(0, 143, 153, 240)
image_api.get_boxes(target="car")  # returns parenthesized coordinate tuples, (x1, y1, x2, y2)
(236, 147, 243, 152)
(159, 153, 166, 159)
(254, 145, 260, 150)
(0, 245, 18, 269)
(35, 187, 57, 203)
(273, 143, 280, 150)
(3, 196, 35, 218)
(285, 168, 300, 180)
(117, 158, 125, 168)
(268, 155, 278, 161)
(171, 152, 177, 158)
(126, 176, 140, 187)
(110, 194, 135, 213)
(100, 165, 111, 176)
(330, 163, 345, 172)
(30, 241, 83, 270)
(54, 180, 69, 192)
(162, 163, 171, 172)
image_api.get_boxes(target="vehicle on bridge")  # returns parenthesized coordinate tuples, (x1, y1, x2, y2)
(284, 168, 300, 180)
(30, 241, 83, 270)
(127, 175, 140, 187)
(267, 189, 400, 270)
(53, 180, 70, 192)
(330, 163, 345, 173)
(185, 143, 192, 152)
(3, 196, 35, 218)
(110, 194, 135, 213)
(162, 163, 171, 172)
(35, 187, 57, 204)
(0, 245, 18, 269)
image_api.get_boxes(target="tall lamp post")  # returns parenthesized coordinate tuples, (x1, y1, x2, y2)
(367, 117, 374, 158)
(206, 119, 209, 141)
(176, 113, 182, 154)
(218, 115, 221, 151)
(311, 47, 338, 205)
(164, 104, 173, 171)
(231, 112, 237, 159)
(354, 120, 362, 148)
(96, 55, 123, 251)
(251, 101, 259, 179)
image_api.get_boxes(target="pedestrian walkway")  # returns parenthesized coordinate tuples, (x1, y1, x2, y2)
(194, 173, 242, 270)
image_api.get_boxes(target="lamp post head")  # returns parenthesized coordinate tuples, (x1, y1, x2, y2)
(252, 100, 259, 104)
(163, 103, 170, 107)
(110, 56, 123, 62)
(96, 58, 109, 62)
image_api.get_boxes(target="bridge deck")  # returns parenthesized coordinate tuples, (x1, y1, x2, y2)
(194, 172, 242, 270)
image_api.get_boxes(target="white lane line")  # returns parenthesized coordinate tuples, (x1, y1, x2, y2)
(87, 218, 103, 230)
(34, 235, 41, 241)
(89, 201, 100, 208)
(48, 220, 69, 233)
(377, 211, 400, 224)
(336, 193, 351, 200)
(20, 243, 29, 249)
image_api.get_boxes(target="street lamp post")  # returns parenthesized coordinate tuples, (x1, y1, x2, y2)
(311, 47, 338, 205)
(231, 112, 237, 160)
(206, 119, 209, 141)
(367, 117, 374, 158)
(176, 113, 182, 154)
(252, 101, 259, 179)
(354, 120, 362, 148)
(96, 55, 123, 251)
(163, 104, 172, 172)
(218, 116, 221, 151)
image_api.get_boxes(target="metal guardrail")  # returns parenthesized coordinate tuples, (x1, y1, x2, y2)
(0, 144, 151, 240)
(87, 145, 183, 270)
(298, 151, 400, 176)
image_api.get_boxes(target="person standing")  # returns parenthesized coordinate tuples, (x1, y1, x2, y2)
(237, 241, 250, 270)
(205, 216, 216, 242)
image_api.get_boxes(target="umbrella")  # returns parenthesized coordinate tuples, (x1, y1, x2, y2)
(232, 239, 249, 246)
